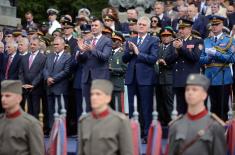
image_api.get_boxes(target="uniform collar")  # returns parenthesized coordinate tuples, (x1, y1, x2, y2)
(6, 109, 22, 119)
(187, 108, 208, 121)
(92, 108, 109, 119)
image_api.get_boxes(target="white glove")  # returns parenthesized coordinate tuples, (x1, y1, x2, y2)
(205, 48, 216, 56)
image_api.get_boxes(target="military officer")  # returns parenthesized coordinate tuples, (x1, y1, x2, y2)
(200, 15, 235, 121)
(78, 79, 133, 155)
(168, 74, 226, 155)
(156, 27, 175, 125)
(109, 31, 127, 112)
(0, 80, 44, 155)
(168, 18, 202, 114)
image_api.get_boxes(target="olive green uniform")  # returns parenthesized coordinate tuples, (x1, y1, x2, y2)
(78, 108, 133, 155)
(0, 110, 44, 155)
(168, 113, 226, 155)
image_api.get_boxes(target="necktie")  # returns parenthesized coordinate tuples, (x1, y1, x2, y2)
(28, 53, 34, 69)
(137, 37, 142, 46)
(5, 55, 13, 79)
(52, 54, 59, 71)
(92, 38, 97, 46)
(214, 37, 217, 43)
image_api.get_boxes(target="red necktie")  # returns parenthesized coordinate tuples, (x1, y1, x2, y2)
(5, 55, 13, 79)
(92, 38, 97, 46)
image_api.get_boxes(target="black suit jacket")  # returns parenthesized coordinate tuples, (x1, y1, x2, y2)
(2, 52, 21, 80)
(160, 14, 172, 28)
(43, 52, 72, 95)
(19, 52, 46, 95)
(66, 37, 78, 55)
(0, 53, 3, 81)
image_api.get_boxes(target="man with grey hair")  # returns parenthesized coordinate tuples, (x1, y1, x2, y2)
(122, 16, 159, 142)
(19, 37, 46, 118)
(1, 41, 21, 80)
(154, 1, 171, 28)
(18, 37, 29, 56)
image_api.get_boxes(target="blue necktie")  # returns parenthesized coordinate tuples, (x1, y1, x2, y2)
(137, 37, 142, 46)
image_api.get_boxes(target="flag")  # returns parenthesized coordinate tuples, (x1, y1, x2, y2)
(47, 118, 60, 155)
(131, 119, 142, 155)
(146, 121, 162, 155)
(227, 119, 235, 155)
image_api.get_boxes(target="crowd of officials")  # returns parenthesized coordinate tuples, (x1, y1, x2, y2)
(0, 0, 235, 145)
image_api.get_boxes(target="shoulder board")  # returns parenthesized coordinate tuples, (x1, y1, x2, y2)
(168, 114, 183, 126)
(79, 113, 90, 122)
(113, 111, 128, 120)
(210, 113, 226, 126)
(192, 35, 201, 39)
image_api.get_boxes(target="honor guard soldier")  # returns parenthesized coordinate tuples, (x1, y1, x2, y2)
(0, 80, 44, 155)
(78, 79, 133, 155)
(200, 15, 235, 121)
(169, 18, 202, 114)
(109, 31, 127, 112)
(168, 74, 226, 155)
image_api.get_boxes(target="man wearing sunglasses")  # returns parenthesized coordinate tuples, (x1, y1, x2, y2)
(200, 15, 235, 121)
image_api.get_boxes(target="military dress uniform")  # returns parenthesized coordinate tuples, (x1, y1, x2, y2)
(109, 48, 127, 112)
(0, 110, 44, 155)
(78, 108, 133, 155)
(168, 112, 226, 155)
(200, 16, 235, 120)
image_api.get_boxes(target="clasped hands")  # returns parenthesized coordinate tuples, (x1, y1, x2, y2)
(128, 41, 139, 55)
(205, 48, 217, 56)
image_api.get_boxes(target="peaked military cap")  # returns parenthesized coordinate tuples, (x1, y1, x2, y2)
(103, 14, 115, 21)
(80, 24, 91, 33)
(160, 26, 174, 36)
(112, 31, 125, 42)
(209, 15, 225, 25)
(178, 18, 194, 28)
(47, 8, 59, 15)
(102, 25, 113, 34)
(1, 80, 22, 95)
(128, 18, 138, 25)
(186, 74, 210, 91)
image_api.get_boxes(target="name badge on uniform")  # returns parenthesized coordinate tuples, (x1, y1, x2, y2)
(186, 45, 194, 49)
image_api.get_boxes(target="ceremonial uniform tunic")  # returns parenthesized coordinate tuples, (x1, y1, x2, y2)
(0, 110, 44, 155)
(168, 111, 226, 155)
(78, 108, 133, 155)
(200, 33, 235, 120)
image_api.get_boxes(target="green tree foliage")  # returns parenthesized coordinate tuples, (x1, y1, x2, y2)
(17, 0, 109, 25)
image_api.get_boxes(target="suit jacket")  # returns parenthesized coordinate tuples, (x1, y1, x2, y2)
(166, 35, 201, 87)
(19, 52, 46, 95)
(2, 52, 21, 80)
(193, 15, 209, 39)
(71, 51, 83, 90)
(157, 43, 175, 85)
(160, 14, 172, 28)
(78, 35, 112, 84)
(66, 37, 78, 55)
(0, 53, 3, 81)
(122, 34, 158, 85)
(43, 52, 72, 95)
(228, 12, 235, 29)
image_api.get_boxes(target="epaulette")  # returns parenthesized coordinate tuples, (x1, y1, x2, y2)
(192, 35, 201, 40)
(210, 113, 226, 126)
(113, 111, 127, 120)
(168, 114, 183, 126)
(79, 113, 90, 122)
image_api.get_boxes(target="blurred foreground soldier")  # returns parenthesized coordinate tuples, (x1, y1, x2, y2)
(0, 80, 44, 155)
(109, 31, 127, 112)
(78, 79, 133, 155)
(200, 15, 235, 121)
(168, 74, 226, 155)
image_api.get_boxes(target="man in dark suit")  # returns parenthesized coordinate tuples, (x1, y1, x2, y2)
(188, 3, 209, 39)
(156, 27, 175, 125)
(2, 41, 21, 80)
(154, 1, 171, 27)
(43, 37, 71, 128)
(167, 19, 202, 114)
(19, 37, 46, 118)
(77, 18, 112, 109)
(122, 16, 158, 141)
